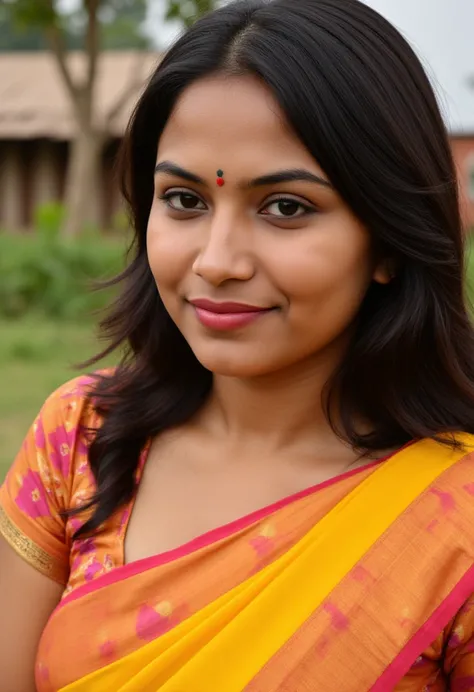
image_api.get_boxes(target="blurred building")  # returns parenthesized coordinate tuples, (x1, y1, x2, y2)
(0, 51, 158, 231)
(0, 51, 473, 231)
(452, 134, 474, 229)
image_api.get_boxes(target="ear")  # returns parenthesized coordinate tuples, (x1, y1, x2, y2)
(373, 258, 395, 285)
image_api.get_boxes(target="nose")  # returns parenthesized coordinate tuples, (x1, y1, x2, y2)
(192, 210, 255, 287)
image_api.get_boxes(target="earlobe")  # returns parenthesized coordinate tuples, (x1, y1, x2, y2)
(373, 258, 396, 285)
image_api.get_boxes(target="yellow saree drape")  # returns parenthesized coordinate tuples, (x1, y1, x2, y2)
(61, 435, 473, 692)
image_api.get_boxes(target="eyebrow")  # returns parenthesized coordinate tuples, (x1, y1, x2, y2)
(154, 161, 204, 185)
(154, 161, 332, 190)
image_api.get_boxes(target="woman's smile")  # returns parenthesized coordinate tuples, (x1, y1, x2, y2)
(147, 75, 387, 377)
(4, 2, 473, 692)
(188, 298, 278, 331)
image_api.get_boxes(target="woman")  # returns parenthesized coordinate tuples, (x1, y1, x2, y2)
(2, 0, 474, 689)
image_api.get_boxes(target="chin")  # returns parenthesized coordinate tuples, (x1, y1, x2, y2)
(190, 344, 281, 379)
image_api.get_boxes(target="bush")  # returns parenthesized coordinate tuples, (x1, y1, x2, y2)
(466, 236, 474, 306)
(0, 229, 127, 320)
(33, 202, 65, 242)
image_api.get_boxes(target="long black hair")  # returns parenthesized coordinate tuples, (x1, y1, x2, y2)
(73, 0, 474, 536)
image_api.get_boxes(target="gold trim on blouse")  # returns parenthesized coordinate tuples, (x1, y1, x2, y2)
(0, 505, 68, 585)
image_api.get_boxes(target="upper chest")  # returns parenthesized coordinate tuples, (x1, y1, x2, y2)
(122, 431, 364, 564)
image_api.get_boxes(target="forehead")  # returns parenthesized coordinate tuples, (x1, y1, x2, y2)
(157, 74, 319, 172)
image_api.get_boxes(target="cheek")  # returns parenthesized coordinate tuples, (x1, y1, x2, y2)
(270, 229, 373, 333)
(274, 236, 372, 301)
(146, 218, 191, 291)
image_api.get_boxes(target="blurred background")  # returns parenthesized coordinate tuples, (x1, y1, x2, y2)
(0, 0, 473, 481)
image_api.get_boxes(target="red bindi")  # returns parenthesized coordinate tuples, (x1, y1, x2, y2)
(216, 169, 225, 186)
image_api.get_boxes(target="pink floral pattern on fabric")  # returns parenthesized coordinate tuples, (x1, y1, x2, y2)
(351, 565, 374, 584)
(84, 557, 104, 582)
(249, 523, 281, 576)
(412, 655, 426, 669)
(99, 638, 117, 661)
(429, 487, 456, 514)
(443, 597, 474, 691)
(0, 372, 140, 597)
(135, 601, 187, 643)
(249, 523, 276, 558)
(250, 535, 273, 557)
(323, 602, 350, 632)
(48, 424, 88, 478)
(71, 537, 96, 572)
(449, 625, 466, 650)
(136, 603, 175, 641)
(60, 375, 96, 400)
(15, 469, 51, 518)
(7, 374, 474, 692)
(69, 517, 84, 534)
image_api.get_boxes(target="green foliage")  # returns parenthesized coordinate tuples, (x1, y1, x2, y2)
(0, 2, 47, 50)
(33, 202, 65, 242)
(101, 16, 151, 50)
(466, 235, 474, 306)
(2, 0, 57, 28)
(0, 230, 127, 320)
(0, 0, 152, 52)
(165, 0, 219, 28)
(70, 0, 152, 50)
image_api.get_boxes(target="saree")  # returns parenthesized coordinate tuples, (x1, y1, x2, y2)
(31, 432, 474, 691)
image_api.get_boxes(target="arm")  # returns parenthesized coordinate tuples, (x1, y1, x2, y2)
(0, 538, 64, 692)
(0, 376, 95, 691)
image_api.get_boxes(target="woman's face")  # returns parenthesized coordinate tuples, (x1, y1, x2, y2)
(147, 75, 389, 377)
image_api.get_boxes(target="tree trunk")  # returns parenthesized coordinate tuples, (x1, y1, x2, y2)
(62, 129, 104, 237)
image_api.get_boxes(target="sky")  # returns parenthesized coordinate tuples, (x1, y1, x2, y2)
(359, 0, 474, 133)
(60, 0, 474, 132)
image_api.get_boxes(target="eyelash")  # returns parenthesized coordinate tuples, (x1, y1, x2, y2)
(157, 191, 318, 219)
(158, 191, 206, 212)
(261, 196, 316, 218)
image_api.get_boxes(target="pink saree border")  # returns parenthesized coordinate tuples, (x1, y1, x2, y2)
(58, 456, 388, 611)
(370, 563, 474, 691)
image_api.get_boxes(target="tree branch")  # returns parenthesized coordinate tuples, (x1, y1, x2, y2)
(105, 51, 148, 127)
(84, 0, 100, 92)
(44, 1, 80, 108)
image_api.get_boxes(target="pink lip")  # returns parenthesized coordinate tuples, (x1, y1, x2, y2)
(190, 299, 268, 313)
(189, 299, 274, 331)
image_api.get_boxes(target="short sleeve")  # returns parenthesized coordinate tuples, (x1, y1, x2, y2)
(0, 376, 97, 585)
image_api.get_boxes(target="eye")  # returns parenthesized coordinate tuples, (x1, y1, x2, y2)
(159, 190, 207, 212)
(260, 197, 316, 219)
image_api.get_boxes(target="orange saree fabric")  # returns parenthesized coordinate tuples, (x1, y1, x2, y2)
(2, 377, 474, 690)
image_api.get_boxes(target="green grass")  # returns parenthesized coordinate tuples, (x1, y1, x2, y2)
(0, 317, 115, 482)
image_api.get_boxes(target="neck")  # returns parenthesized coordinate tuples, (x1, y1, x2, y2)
(201, 350, 347, 456)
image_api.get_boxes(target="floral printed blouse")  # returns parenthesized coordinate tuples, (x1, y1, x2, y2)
(3, 375, 474, 692)
(0, 375, 146, 596)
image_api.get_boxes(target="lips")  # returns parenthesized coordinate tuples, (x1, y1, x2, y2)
(188, 299, 274, 331)
(190, 299, 269, 314)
